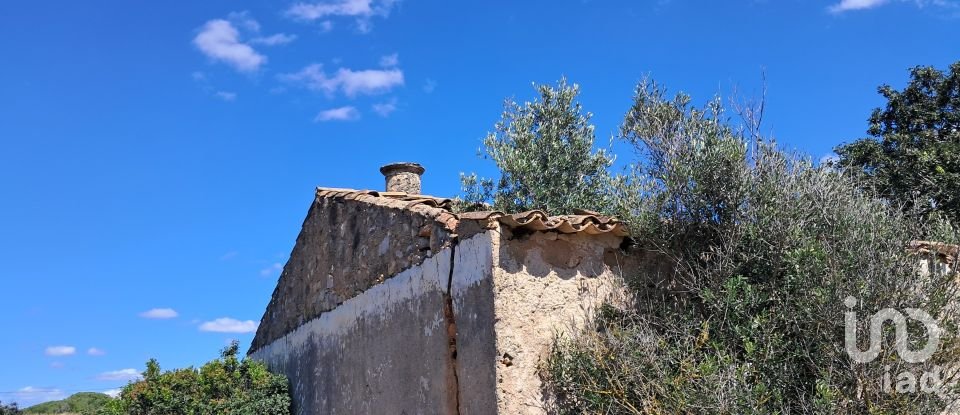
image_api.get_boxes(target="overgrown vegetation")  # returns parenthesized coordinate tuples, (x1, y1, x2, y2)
(98, 342, 290, 415)
(468, 74, 960, 413)
(24, 392, 111, 414)
(835, 61, 960, 224)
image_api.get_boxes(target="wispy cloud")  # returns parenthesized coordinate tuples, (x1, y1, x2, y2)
(315, 106, 361, 122)
(227, 11, 261, 32)
(44, 346, 75, 357)
(372, 98, 397, 117)
(96, 369, 142, 382)
(193, 19, 266, 72)
(216, 91, 238, 101)
(282, 64, 404, 97)
(220, 251, 238, 260)
(199, 318, 259, 333)
(828, 0, 889, 12)
(286, 0, 399, 32)
(828, 0, 957, 13)
(819, 153, 840, 165)
(87, 347, 106, 356)
(0, 387, 65, 407)
(422, 78, 437, 93)
(103, 389, 122, 398)
(251, 33, 298, 46)
(260, 262, 283, 276)
(139, 308, 179, 319)
(319, 20, 334, 33)
(379, 53, 399, 67)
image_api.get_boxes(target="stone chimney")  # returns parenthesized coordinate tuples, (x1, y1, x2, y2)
(380, 162, 425, 194)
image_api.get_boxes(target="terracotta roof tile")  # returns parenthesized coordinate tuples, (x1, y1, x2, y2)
(315, 187, 630, 237)
(470, 210, 629, 236)
(907, 240, 959, 264)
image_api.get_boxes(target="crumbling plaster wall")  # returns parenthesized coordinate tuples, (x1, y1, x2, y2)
(249, 195, 640, 414)
(249, 247, 458, 415)
(449, 227, 628, 414)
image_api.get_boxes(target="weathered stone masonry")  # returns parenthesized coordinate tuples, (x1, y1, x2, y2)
(249, 178, 633, 414)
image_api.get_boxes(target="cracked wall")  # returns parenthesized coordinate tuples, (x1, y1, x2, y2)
(249, 246, 460, 415)
(249, 196, 634, 414)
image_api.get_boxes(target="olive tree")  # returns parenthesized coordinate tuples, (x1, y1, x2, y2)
(460, 78, 615, 215)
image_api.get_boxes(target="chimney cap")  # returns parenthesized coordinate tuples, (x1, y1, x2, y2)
(380, 162, 425, 176)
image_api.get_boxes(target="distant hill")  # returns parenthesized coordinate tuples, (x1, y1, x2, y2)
(23, 392, 111, 415)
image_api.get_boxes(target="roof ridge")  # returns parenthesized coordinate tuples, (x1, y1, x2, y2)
(315, 187, 629, 237)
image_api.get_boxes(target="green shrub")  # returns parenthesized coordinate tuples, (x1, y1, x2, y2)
(98, 341, 290, 415)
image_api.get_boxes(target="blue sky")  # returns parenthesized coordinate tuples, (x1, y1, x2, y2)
(1, 0, 958, 407)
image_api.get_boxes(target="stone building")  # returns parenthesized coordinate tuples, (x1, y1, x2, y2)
(248, 163, 637, 414)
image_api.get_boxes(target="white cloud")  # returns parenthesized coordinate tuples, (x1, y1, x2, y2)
(422, 78, 437, 93)
(87, 347, 106, 356)
(220, 251, 238, 260)
(1, 387, 66, 407)
(193, 19, 266, 72)
(251, 33, 298, 46)
(227, 11, 261, 32)
(828, 0, 888, 12)
(96, 369, 142, 382)
(286, 0, 399, 32)
(191, 71, 206, 81)
(379, 53, 399, 67)
(260, 262, 283, 276)
(199, 318, 259, 333)
(103, 389, 122, 398)
(319, 20, 334, 33)
(315, 106, 361, 122)
(827, 0, 957, 13)
(282, 64, 404, 97)
(44, 346, 76, 357)
(372, 98, 397, 117)
(287, 0, 395, 19)
(139, 308, 179, 319)
(216, 91, 237, 101)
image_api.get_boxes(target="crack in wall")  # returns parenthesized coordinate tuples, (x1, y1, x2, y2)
(443, 242, 462, 415)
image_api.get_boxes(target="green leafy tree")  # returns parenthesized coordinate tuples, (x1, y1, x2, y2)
(835, 61, 960, 223)
(460, 78, 615, 215)
(98, 341, 290, 415)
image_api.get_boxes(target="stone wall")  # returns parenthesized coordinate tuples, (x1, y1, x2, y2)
(251, 192, 456, 352)
(249, 192, 641, 414)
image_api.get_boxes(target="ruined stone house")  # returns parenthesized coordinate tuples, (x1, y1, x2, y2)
(248, 162, 640, 414)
